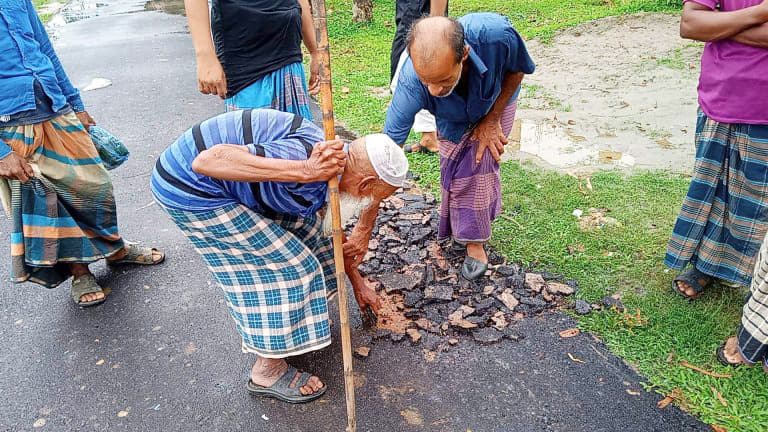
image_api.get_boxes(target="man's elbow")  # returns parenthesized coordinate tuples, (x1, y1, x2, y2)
(191, 149, 215, 175)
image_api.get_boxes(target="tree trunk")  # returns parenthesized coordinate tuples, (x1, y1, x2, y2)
(352, 0, 373, 23)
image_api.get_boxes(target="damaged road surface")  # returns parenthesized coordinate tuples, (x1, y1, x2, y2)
(0, 2, 706, 432)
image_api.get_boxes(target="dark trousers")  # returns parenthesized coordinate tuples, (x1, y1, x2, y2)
(390, 0, 448, 80)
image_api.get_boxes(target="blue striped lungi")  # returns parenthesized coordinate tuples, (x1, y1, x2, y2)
(665, 110, 768, 287)
(162, 202, 336, 358)
(224, 62, 313, 120)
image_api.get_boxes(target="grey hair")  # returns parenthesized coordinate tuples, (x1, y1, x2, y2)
(406, 16, 465, 64)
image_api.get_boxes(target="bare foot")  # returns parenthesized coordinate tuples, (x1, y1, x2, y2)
(70, 264, 104, 303)
(250, 357, 324, 396)
(466, 242, 487, 264)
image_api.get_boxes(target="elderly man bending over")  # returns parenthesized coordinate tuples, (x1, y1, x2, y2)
(150, 108, 407, 403)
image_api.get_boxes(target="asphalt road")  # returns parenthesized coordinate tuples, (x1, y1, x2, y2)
(0, 2, 706, 431)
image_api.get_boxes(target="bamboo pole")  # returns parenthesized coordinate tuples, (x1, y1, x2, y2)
(310, 1, 356, 431)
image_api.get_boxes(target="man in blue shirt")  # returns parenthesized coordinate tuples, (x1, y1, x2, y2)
(151, 108, 408, 403)
(384, 13, 535, 280)
(0, 0, 164, 307)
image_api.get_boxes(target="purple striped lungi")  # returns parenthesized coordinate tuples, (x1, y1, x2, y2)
(438, 101, 517, 243)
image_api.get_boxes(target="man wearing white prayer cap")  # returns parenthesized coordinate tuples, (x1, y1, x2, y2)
(151, 108, 406, 404)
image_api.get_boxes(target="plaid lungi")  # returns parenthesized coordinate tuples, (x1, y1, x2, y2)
(0, 112, 124, 288)
(438, 101, 517, 243)
(665, 110, 768, 286)
(162, 203, 336, 358)
(737, 232, 768, 367)
(224, 62, 313, 120)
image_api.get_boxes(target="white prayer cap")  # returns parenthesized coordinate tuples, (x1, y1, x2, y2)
(364, 134, 409, 188)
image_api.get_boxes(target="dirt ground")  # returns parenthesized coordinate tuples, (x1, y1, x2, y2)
(508, 13, 703, 175)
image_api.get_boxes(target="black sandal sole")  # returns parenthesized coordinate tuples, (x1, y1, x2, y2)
(246, 380, 327, 404)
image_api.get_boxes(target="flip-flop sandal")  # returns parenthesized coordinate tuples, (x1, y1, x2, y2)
(672, 267, 711, 300)
(108, 242, 165, 266)
(717, 338, 750, 368)
(404, 143, 437, 154)
(71, 274, 107, 307)
(246, 365, 326, 404)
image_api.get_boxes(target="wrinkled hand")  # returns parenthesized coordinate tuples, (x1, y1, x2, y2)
(343, 227, 371, 263)
(0, 152, 34, 182)
(75, 111, 96, 131)
(308, 52, 321, 96)
(303, 138, 346, 182)
(471, 116, 507, 163)
(196, 54, 228, 98)
(353, 279, 382, 315)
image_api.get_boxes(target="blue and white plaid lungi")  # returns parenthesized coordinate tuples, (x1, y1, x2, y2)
(163, 203, 336, 358)
(666, 110, 768, 287)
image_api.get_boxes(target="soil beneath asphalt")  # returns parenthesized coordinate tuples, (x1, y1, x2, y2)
(508, 13, 702, 175)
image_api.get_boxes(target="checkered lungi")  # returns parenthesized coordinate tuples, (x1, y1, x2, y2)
(738, 232, 768, 367)
(162, 203, 336, 358)
(665, 110, 768, 286)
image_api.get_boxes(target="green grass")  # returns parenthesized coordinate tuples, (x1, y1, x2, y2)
(33, 0, 55, 23)
(325, 0, 768, 430)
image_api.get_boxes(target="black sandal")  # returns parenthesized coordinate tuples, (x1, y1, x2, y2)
(404, 143, 437, 154)
(246, 365, 326, 404)
(672, 267, 711, 300)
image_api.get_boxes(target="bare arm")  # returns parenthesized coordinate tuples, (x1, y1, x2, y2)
(192, 140, 345, 183)
(680, 1, 768, 42)
(429, 0, 448, 16)
(472, 71, 524, 163)
(184, 0, 227, 97)
(298, 0, 321, 95)
(732, 22, 768, 48)
(486, 71, 524, 123)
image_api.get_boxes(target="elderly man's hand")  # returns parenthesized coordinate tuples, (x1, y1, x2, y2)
(303, 139, 346, 182)
(471, 116, 507, 164)
(0, 152, 34, 182)
(353, 280, 382, 315)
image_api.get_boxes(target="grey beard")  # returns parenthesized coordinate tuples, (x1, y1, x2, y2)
(322, 193, 373, 237)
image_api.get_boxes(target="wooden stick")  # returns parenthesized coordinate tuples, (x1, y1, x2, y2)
(310, 1, 356, 431)
(679, 361, 732, 379)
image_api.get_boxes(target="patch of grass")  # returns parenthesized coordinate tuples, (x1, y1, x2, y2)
(326, 0, 768, 429)
(325, 0, 679, 136)
(408, 155, 768, 431)
(656, 43, 702, 71)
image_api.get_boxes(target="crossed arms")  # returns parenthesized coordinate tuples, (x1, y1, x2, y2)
(681, 0, 768, 48)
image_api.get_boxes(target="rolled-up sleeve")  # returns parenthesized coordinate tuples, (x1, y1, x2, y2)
(384, 70, 428, 145)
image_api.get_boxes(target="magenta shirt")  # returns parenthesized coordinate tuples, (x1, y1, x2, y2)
(687, 0, 768, 124)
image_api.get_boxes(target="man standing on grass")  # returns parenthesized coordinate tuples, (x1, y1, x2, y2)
(666, 0, 768, 299)
(383, 14, 535, 281)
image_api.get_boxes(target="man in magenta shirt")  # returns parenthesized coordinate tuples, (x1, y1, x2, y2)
(666, 0, 768, 298)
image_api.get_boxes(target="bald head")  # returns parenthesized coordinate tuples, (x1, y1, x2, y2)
(406, 16, 465, 68)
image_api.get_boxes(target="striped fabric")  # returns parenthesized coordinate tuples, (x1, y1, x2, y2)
(150, 109, 327, 217)
(437, 101, 517, 243)
(737, 231, 768, 367)
(665, 111, 768, 286)
(224, 62, 313, 120)
(160, 202, 336, 358)
(0, 112, 124, 288)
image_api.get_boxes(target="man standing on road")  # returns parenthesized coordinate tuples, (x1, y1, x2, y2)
(384, 14, 535, 281)
(0, 0, 165, 307)
(151, 108, 407, 403)
(666, 0, 768, 299)
(389, 0, 448, 154)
